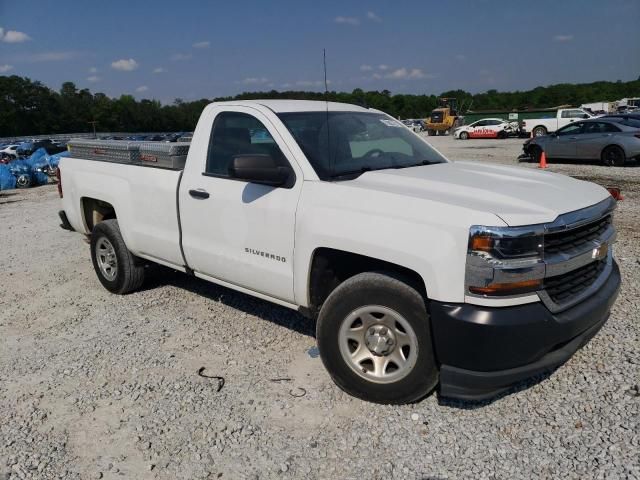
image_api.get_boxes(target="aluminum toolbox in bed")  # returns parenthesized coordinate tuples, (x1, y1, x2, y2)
(67, 139, 190, 170)
(67, 139, 139, 164)
(136, 142, 190, 169)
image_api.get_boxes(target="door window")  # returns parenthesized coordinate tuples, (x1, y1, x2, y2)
(556, 123, 583, 136)
(206, 112, 288, 176)
(600, 122, 621, 133)
(561, 110, 587, 119)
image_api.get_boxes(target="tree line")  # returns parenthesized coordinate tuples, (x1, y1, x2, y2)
(0, 75, 638, 137)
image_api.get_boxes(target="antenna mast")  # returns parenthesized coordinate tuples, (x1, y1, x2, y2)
(323, 49, 332, 175)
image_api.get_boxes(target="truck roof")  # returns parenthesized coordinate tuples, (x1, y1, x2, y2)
(210, 99, 372, 113)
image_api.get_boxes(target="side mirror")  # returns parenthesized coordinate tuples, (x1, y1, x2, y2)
(229, 154, 293, 187)
(581, 114, 590, 119)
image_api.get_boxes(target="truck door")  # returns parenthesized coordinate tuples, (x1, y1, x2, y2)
(178, 106, 303, 303)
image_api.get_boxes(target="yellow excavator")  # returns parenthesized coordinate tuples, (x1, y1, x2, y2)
(425, 98, 461, 136)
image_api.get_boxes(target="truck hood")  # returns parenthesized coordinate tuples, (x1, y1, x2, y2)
(348, 161, 609, 226)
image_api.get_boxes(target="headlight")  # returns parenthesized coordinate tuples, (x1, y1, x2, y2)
(465, 226, 544, 296)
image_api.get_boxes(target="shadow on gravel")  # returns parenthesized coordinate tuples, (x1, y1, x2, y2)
(436, 370, 556, 409)
(142, 265, 316, 338)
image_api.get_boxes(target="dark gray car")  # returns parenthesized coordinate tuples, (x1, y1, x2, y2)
(522, 118, 640, 166)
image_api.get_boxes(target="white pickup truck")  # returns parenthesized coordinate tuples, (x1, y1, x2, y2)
(522, 108, 594, 137)
(58, 100, 620, 404)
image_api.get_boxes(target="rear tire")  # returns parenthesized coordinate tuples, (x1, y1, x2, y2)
(601, 145, 626, 167)
(316, 272, 438, 404)
(532, 126, 547, 137)
(90, 219, 145, 294)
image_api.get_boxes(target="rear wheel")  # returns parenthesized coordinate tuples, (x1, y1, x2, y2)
(316, 272, 438, 404)
(459, 131, 469, 140)
(90, 219, 145, 294)
(601, 145, 626, 167)
(532, 126, 547, 137)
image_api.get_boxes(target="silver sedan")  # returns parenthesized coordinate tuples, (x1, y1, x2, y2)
(521, 118, 640, 166)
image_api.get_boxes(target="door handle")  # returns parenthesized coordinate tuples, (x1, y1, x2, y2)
(569, 137, 577, 140)
(189, 188, 210, 199)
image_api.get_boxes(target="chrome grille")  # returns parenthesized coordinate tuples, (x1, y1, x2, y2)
(544, 215, 612, 256)
(544, 259, 607, 304)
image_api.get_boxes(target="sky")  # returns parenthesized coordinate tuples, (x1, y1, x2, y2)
(1, 0, 639, 104)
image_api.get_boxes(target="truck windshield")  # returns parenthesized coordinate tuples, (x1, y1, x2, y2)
(277, 111, 447, 180)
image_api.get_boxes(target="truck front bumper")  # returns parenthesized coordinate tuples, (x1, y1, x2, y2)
(430, 261, 621, 401)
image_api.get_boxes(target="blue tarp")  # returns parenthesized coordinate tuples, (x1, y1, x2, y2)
(0, 147, 68, 190)
(0, 164, 16, 190)
(48, 150, 70, 168)
(24, 147, 49, 168)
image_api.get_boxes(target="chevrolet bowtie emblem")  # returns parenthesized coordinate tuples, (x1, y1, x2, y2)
(592, 243, 609, 261)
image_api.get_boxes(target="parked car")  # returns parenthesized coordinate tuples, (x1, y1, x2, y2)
(521, 118, 640, 166)
(401, 119, 423, 133)
(59, 100, 620, 404)
(453, 118, 515, 139)
(600, 113, 640, 128)
(0, 144, 19, 158)
(521, 108, 594, 137)
(16, 140, 66, 157)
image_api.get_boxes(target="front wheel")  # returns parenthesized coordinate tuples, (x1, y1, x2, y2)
(601, 145, 626, 167)
(90, 219, 145, 294)
(459, 131, 469, 140)
(316, 272, 438, 404)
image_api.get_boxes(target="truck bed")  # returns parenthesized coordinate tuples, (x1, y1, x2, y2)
(60, 155, 185, 268)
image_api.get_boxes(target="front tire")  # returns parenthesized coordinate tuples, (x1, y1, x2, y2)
(601, 145, 626, 167)
(459, 131, 469, 140)
(316, 272, 438, 404)
(90, 219, 145, 294)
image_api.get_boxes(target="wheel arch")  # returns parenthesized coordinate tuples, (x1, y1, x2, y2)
(305, 247, 428, 317)
(81, 197, 117, 233)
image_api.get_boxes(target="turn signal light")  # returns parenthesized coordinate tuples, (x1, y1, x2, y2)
(469, 279, 543, 296)
(606, 187, 623, 201)
(470, 235, 493, 252)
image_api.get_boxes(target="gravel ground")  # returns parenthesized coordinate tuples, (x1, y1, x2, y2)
(1, 136, 638, 479)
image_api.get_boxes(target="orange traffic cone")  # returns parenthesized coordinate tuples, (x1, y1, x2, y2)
(538, 150, 548, 169)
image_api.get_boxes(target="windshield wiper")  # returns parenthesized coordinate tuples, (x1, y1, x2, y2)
(329, 160, 439, 180)
(329, 166, 373, 180)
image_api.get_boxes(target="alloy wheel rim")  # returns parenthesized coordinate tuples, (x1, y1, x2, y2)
(338, 305, 418, 384)
(96, 237, 118, 281)
(606, 149, 621, 166)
